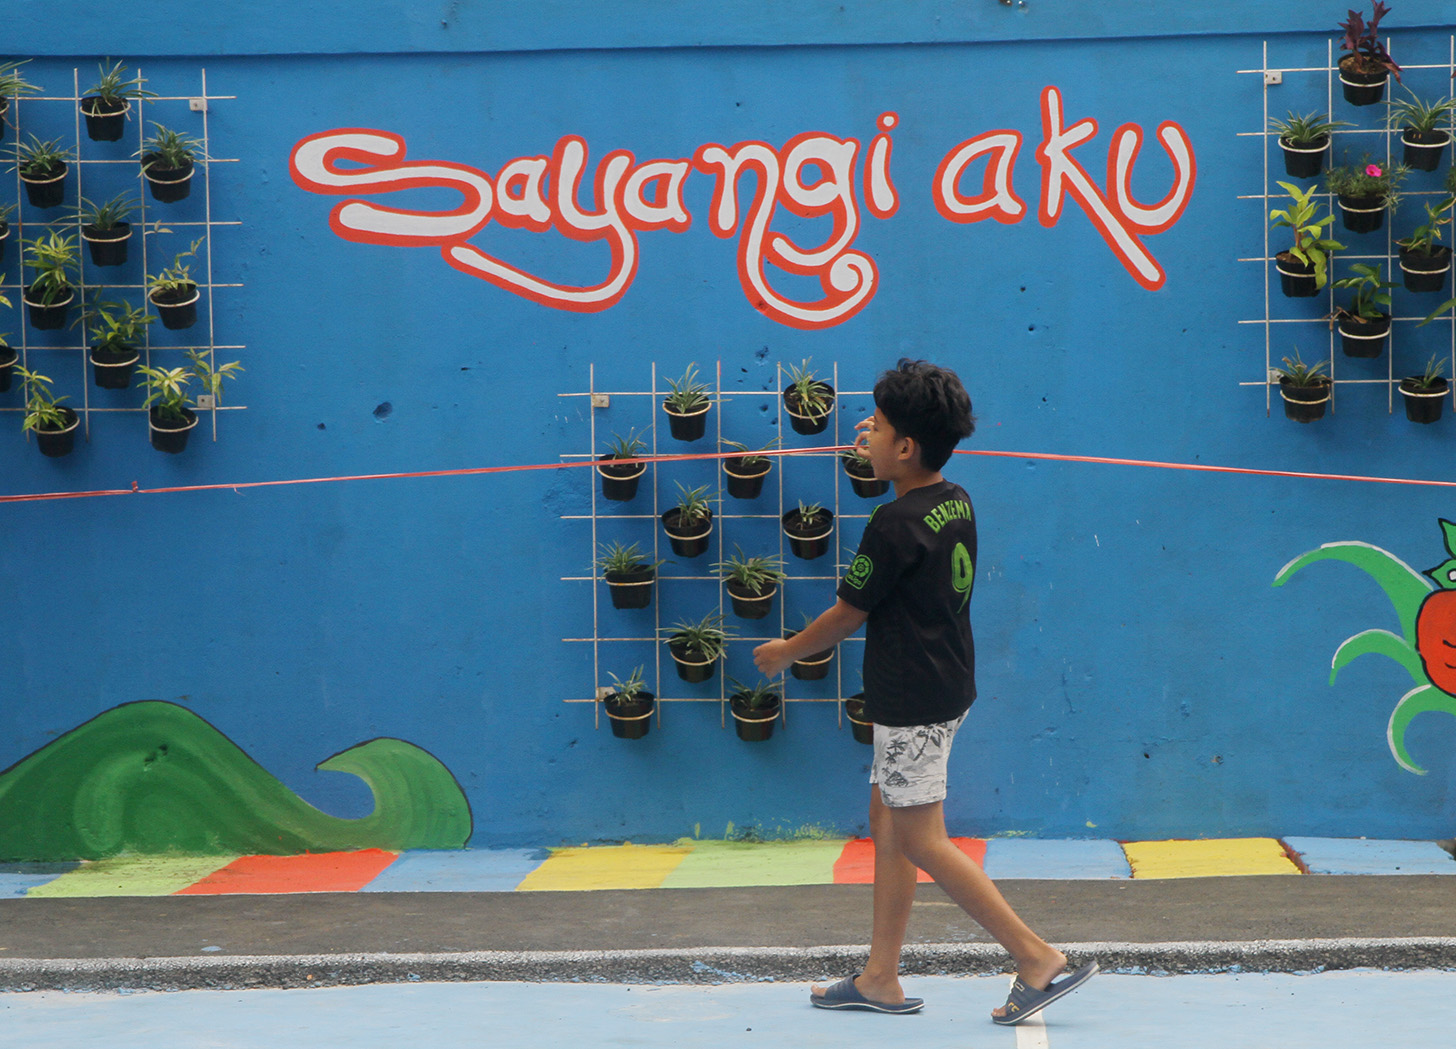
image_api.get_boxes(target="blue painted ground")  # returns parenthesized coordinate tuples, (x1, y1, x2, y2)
(2, 971, 1451, 1047)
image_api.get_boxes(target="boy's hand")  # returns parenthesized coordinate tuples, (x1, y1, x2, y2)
(753, 638, 793, 678)
(852, 415, 873, 455)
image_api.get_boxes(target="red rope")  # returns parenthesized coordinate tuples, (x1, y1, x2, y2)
(3, 444, 1454, 505)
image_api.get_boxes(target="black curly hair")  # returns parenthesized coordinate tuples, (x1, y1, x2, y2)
(873, 359, 976, 472)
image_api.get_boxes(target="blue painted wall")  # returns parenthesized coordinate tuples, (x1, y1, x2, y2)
(3, 2, 1454, 847)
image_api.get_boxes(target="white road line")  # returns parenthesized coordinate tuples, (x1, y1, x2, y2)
(1010, 974, 1050, 1049)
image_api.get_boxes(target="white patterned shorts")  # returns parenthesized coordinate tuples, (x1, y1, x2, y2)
(870, 712, 968, 808)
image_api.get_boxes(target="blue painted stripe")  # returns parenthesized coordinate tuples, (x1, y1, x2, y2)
(1284, 837, 1456, 876)
(359, 849, 550, 892)
(982, 838, 1132, 880)
(0, 862, 81, 897)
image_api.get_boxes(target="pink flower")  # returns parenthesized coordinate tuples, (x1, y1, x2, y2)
(1366, 164, 1383, 177)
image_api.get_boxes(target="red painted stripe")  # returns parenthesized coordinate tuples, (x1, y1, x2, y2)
(832, 836, 987, 884)
(175, 849, 398, 895)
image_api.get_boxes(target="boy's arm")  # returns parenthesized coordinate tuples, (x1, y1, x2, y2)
(752, 598, 868, 678)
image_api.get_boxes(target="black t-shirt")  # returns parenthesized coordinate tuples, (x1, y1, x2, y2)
(836, 479, 976, 727)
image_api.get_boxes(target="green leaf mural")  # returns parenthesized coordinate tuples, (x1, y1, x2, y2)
(1274, 530, 1456, 775)
(0, 701, 472, 861)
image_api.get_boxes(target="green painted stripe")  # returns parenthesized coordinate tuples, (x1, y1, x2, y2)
(659, 839, 847, 888)
(26, 855, 236, 898)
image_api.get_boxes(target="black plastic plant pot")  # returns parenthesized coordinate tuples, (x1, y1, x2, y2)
(150, 285, 200, 330)
(662, 508, 712, 558)
(727, 580, 776, 620)
(34, 407, 79, 458)
(81, 97, 129, 141)
(723, 458, 770, 499)
(782, 508, 833, 560)
(21, 164, 66, 209)
(664, 402, 709, 441)
(0, 221, 9, 263)
(1275, 256, 1319, 298)
(1279, 136, 1327, 179)
(1338, 314, 1390, 358)
(605, 566, 655, 610)
(23, 286, 73, 330)
(784, 383, 835, 435)
(1400, 379, 1448, 424)
(1400, 247, 1452, 294)
(785, 631, 833, 681)
(0, 345, 16, 392)
(83, 224, 131, 267)
(1279, 380, 1331, 424)
(1402, 130, 1450, 172)
(843, 457, 889, 498)
(1337, 194, 1384, 234)
(604, 694, 655, 740)
(1338, 63, 1387, 106)
(144, 157, 194, 203)
(730, 695, 781, 742)
(596, 456, 645, 502)
(669, 641, 716, 683)
(90, 345, 141, 390)
(844, 695, 873, 745)
(149, 406, 199, 454)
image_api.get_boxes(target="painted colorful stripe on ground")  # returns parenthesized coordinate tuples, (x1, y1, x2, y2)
(2, 838, 1450, 897)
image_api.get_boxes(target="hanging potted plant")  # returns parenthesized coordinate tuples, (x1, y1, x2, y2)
(20, 231, 78, 331)
(595, 540, 665, 610)
(1270, 181, 1343, 297)
(1329, 262, 1397, 357)
(137, 349, 242, 454)
(1337, 2, 1401, 107)
(0, 287, 17, 393)
(16, 367, 78, 457)
(844, 693, 873, 745)
(1399, 355, 1448, 424)
(1396, 196, 1454, 294)
(1275, 353, 1333, 423)
(1268, 111, 1350, 179)
(729, 678, 782, 742)
(138, 123, 205, 203)
(602, 667, 655, 740)
(662, 362, 712, 441)
(721, 437, 777, 499)
(146, 237, 204, 329)
(1386, 88, 1456, 172)
(596, 428, 647, 501)
(84, 298, 155, 390)
(1325, 156, 1407, 234)
(841, 449, 889, 498)
(7, 135, 75, 210)
(715, 546, 786, 620)
(74, 192, 141, 268)
(783, 358, 835, 435)
(661, 481, 714, 557)
(0, 203, 15, 265)
(785, 616, 834, 681)
(79, 60, 154, 143)
(782, 500, 834, 560)
(663, 613, 732, 684)
(0, 60, 40, 128)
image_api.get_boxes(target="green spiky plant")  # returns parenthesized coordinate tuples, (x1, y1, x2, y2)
(0, 60, 40, 105)
(81, 59, 154, 115)
(1274, 353, 1329, 388)
(605, 666, 649, 703)
(714, 546, 786, 596)
(662, 612, 733, 662)
(729, 677, 781, 711)
(1403, 355, 1447, 392)
(785, 358, 832, 421)
(663, 362, 710, 414)
(670, 481, 713, 527)
(139, 122, 206, 173)
(1269, 110, 1352, 147)
(1274, 521, 1456, 774)
(1270, 181, 1344, 289)
(594, 540, 664, 577)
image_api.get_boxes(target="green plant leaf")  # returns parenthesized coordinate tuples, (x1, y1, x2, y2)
(1330, 628, 1423, 685)
(1273, 541, 1432, 644)
(1386, 684, 1456, 775)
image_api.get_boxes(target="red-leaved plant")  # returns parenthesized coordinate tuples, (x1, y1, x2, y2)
(1338, 2, 1402, 81)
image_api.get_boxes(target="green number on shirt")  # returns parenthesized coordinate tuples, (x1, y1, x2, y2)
(952, 542, 973, 612)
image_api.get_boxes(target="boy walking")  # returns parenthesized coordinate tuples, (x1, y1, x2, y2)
(753, 359, 1096, 1026)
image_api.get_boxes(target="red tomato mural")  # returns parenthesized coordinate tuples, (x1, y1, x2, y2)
(1275, 520, 1456, 775)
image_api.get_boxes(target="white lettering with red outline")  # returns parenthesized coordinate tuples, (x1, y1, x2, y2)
(290, 92, 1194, 324)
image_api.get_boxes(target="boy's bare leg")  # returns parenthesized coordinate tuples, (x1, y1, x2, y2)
(812, 786, 919, 1003)
(887, 800, 1067, 1017)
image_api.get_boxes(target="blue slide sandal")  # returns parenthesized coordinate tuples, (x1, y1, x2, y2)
(810, 976, 925, 1014)
(991, 960, 1100, 1026)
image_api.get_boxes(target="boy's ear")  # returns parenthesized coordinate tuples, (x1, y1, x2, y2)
(896, 433, 918, 464)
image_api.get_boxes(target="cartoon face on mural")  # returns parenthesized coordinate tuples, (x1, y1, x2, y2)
(1274, 521, 1456, 775)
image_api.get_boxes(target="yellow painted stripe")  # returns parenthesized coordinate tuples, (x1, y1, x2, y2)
(26, 855, 237, 898)
(515, 843, 692, 892)
(1123, 838, 1301, 880)
(660, 839, 847, 888)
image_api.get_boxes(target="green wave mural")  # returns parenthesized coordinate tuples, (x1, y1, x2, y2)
(1274, 526, 1456, 775)
(0, 701, 472, 861)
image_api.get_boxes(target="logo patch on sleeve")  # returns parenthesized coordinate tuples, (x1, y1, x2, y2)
(845, 554, 874, 589)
